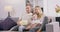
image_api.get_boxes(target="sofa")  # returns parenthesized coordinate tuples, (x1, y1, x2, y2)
(0, 17, 19, 31)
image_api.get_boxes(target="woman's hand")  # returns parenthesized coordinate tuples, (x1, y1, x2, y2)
(26, 23, 37, 29)
(31, 23, 40, 28)
(26, 25, 31, 29)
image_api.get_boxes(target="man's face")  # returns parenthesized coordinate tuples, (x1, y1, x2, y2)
(26, 5, 31, 13)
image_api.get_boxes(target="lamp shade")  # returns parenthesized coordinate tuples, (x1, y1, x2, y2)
(4, 5, 13, 12)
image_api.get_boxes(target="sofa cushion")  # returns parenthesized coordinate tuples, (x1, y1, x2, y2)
(10, 25, 19, 31)
(0, 17, 17, 30)
(11, 17, 19, 22)
(0, 20, 3, 23)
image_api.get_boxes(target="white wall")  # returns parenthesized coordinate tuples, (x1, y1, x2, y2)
(0, 0, 43, 19)
(29, 0, 43, 8)
(44, 0, 60, 17)
(0, 0, 25, 19)
(0, 0, 60, 19)
(44, 0, 60, 22)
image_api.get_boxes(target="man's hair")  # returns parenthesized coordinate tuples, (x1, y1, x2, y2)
(26, 1, 32, 7)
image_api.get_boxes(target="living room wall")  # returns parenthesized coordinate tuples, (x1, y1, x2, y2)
(0, 0, 60, 20)
(0, 0, 25, 19)
(44, 0, 60, 17)
(0, 0, 43, 19)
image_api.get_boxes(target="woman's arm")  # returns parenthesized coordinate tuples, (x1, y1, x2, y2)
(26, 23, 40, 29)
(31, 23, 41, 28)
(25, 23, 33, 29)
(37, 16, 49, 32)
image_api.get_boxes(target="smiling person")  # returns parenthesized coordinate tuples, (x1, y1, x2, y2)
(29, 6, 49, 32)
(18, 1, 33, 32)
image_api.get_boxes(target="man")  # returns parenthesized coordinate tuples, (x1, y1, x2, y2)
(18, 1, 33, 32)
(28, 6, 49, 32)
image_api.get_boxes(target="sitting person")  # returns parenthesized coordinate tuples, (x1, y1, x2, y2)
(28, 6, 49, 32)
(17, 1, 33, 32)
(17, 6, 49, 32)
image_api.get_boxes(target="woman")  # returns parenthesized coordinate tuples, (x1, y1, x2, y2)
(29, 6, 49, 32)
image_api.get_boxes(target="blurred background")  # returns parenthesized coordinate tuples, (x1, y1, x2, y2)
(0, 0, 60, 20)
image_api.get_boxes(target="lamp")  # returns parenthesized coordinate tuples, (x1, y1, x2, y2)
(4, 5, 13, 17)
(55, 5, 60, 13)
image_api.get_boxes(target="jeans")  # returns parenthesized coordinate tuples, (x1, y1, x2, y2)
(19, 25, 25, 32)
(19, 25, 40, 32)
(29, 27, 40, 32)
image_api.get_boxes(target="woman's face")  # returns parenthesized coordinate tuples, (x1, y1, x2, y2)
(34, 7, 40, 14)
(26, 5, 31, 13)
(34, 7, 42, 14)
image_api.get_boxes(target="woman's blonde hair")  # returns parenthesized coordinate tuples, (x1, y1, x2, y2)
(35, 6, 43, 19)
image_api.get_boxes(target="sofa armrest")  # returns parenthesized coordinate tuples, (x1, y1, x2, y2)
(9, 26, 19, 31)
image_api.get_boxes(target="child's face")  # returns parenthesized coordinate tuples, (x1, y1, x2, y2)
(32, 14, 37, 20)
(35, 7, 40, 14)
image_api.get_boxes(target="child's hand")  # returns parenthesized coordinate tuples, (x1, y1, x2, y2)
(32, 14, 37, 20)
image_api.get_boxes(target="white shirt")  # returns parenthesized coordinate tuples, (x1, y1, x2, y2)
(31, 15, 45, 24)
(19, 12, 32, 25)
(21, 12, 32, 21)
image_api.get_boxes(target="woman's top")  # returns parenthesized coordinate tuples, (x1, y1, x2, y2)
(31, 14, 45, 24)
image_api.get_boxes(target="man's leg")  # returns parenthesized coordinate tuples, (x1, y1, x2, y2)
(19, 25, 25, 32)
(29, 27, 39, 32)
